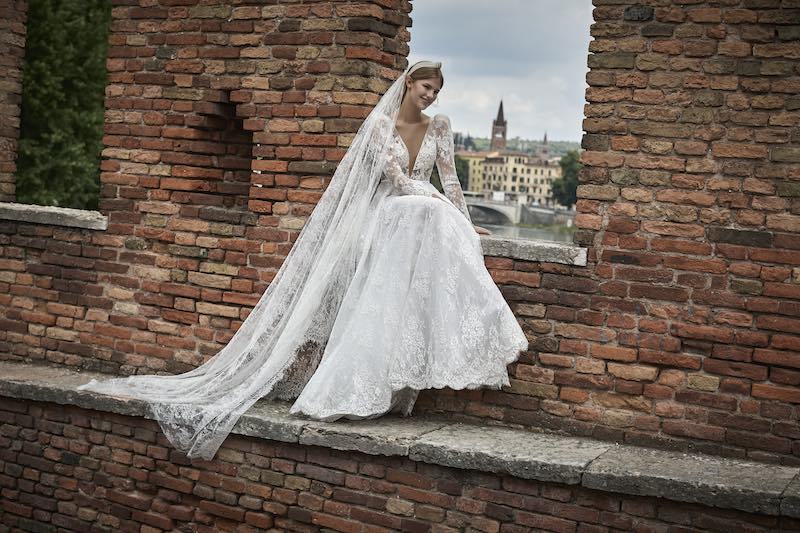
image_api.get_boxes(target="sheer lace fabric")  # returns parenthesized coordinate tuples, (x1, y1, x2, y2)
(382, 114, 472, 221)
(289, 113, 528, 421)
(77, 72, 528, 460)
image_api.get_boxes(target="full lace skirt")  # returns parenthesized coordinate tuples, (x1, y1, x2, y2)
(289, 180, 529, 421)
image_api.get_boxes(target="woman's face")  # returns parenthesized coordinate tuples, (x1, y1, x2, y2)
(405, 76, 442, 110)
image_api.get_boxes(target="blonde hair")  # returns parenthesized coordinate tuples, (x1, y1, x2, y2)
(401, 66, 445, 103)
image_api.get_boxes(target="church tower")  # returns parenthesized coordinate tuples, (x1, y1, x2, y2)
(490, 100, 507, 151)
(539, 131, 550, 160)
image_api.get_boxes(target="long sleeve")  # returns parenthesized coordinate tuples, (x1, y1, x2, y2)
(375, 115, 431, 197)
(434, 115, 472, 223)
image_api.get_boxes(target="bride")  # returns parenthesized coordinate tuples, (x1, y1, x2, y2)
(79, 60, 529, 460)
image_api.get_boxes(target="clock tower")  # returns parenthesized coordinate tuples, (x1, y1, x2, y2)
(490, 100, 507, 151)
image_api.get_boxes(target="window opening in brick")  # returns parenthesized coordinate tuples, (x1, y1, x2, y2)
(15, 0, 111, 210)
(408, 1, 592, 244)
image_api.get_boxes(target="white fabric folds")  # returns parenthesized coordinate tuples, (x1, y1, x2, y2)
(78, 63, 528, 460)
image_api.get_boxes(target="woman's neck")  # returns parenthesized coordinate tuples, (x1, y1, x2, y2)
(397, 97, 424, 124)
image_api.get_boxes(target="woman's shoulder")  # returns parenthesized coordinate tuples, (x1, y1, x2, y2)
(431, 114, 452, 133)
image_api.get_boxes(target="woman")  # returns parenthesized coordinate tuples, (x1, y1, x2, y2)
(79, 60, 528, 459)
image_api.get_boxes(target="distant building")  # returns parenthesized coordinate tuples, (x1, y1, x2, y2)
(456, 151, 486, 192)
(455, 101, 561, 206)
(481, 145, 560, 206)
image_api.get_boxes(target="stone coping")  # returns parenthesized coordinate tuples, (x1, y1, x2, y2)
(0, 201, 586, 265)
(0, 361, 797, 518)
(0, 201, 108, 230)
(480, 235, 587, 266)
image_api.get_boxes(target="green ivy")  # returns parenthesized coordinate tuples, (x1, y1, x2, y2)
(16, 0, 111, 210)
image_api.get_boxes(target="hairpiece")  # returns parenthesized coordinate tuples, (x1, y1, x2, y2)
(406, 60, 442, 76)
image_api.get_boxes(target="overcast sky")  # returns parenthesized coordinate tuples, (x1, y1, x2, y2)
(408, 0, 593, 143)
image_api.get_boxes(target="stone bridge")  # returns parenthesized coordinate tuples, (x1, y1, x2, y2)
(465, 197, 522, 225)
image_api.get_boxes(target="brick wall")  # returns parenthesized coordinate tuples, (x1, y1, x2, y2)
(0, 0, 27, 202)
(0, 0, 414, 375)
(2, 0, 800, 466)
(419, 0, 800, 465)
(1, 398, 796, 532)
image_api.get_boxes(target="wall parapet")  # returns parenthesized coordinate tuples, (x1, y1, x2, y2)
(0, 201, 585, 263)
(480, 236, 587, 266)
(0, 201, 108, 230)
(1, 360, 798, 520)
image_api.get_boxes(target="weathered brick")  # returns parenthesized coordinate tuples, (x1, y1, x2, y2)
(712, 143, 768, 159)
(770, 146, 800, 163)
(707, 227, 773, 248)
(624, 5, 654, 21)
(5, 0, 800, 476)
(588, 53, 636, 69)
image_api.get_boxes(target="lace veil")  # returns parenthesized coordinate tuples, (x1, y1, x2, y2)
(79, 61, 437, 460)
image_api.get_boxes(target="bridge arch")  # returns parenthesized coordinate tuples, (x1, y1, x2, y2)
(467, 204, 514, 225)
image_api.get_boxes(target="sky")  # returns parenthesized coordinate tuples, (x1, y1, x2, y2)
(407, 0, 594, 143)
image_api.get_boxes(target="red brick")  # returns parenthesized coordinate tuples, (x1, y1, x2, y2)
(756, 316, 800, 333)
(753, 348, 800, 369)
(752, 383, 800, 404)
(132, 511, 174, 530)
(629, 284, 690, 302)
(639, 349, 702, 370)
(656, 189, 716, 207)
(771, 335, 800, 351)
(491, 271, 541, 288)
(150, 472, 194, 494)
(702, 359, 767, 381)
(199, 501, 245, 521)
(106, 489, 152, 511)
(590, 344, 637, 362)
(310, 512, 362, 532)
(711, 143, 768, 159)
(671, 323, 734, 343)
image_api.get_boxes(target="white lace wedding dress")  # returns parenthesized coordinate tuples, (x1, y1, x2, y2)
(78, 69, 529, 459)
(288, 113, 529, 421)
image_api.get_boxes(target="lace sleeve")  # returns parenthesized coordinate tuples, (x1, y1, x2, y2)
(434, 115, 472, 222)
(376, 115, 431, 196)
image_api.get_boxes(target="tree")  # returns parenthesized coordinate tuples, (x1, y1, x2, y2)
(431, 157, 469, 194)
(454, 156, 469, 190)
(551, 149, 581, 208)
(16, 0, 111, 210)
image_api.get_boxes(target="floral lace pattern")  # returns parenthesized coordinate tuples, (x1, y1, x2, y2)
(289, 115, 528, 422)
(381, 113, 473, 222)
(76, 72, 527, 459)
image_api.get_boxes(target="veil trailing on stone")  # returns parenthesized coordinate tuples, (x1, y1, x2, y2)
(79, 62, 428, 460)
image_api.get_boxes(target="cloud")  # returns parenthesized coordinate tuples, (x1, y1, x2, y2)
(408, 0, 593, 142)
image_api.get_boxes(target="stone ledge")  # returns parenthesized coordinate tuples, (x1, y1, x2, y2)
(0, 201, 108, 230)
(0, 201, 585, 265)
(1, 360, 796, 518)
(480, 235, 587, 266)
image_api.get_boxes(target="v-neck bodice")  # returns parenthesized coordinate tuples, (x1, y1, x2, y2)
(392, 117, 435, 177)
(378, 112, 472, 223)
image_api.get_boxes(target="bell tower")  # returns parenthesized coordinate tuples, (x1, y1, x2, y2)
(539, 131, 550, 160)
(490, 100, 507, 151)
